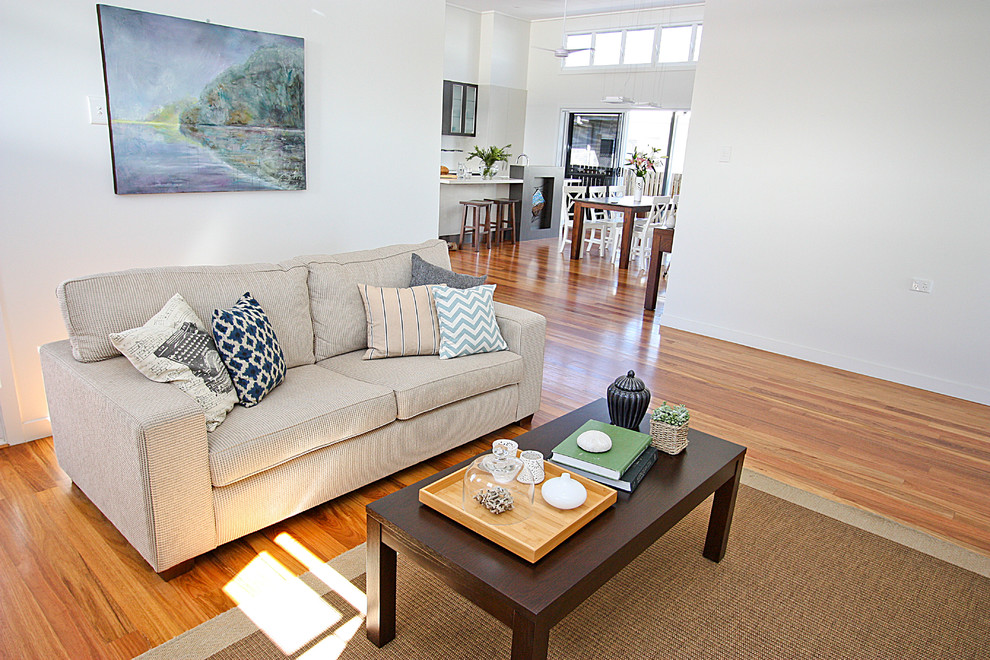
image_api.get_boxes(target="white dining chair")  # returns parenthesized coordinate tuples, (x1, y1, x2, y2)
(623, 195, 672, 270)
(558, 184, 586, 253)
(663, 194, 679, 228)
(583, 185, 622, 258)
(654, 194, 679, 277)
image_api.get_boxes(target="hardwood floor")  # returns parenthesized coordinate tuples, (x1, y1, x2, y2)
(0, 238, 987, 658)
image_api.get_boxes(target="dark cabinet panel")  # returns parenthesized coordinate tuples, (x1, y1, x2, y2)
(442, 80, 478, 136)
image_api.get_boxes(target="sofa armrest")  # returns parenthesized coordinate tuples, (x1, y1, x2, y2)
(40, 340, 216, 573)
(494, 302, 546, 420)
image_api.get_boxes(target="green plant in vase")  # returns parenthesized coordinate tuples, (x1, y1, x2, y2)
(468, 144, 512, 179)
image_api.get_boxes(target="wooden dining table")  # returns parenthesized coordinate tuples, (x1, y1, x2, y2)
(569, 195, 655, 269)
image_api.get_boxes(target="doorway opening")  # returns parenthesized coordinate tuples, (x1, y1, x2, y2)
(562, 109, 690, 194)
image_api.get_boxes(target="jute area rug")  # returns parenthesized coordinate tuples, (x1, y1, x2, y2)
(141, 472, 990, 659)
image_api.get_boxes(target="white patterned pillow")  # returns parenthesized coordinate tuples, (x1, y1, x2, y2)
(433, 284, 507, 359)
(212, 292, 286, 407)
(109, 294, 238, 431)
(358, 284, 441, 359)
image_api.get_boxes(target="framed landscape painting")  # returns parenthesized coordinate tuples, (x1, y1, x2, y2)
(97, 5, 305, 194)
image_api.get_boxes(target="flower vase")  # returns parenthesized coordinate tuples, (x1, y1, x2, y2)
(482, 161, 501, 179)
(633, 176, 644, 202)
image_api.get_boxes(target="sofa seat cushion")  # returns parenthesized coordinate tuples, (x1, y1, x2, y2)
(207, 365, 397, 487)
(319, 349, 523, 420)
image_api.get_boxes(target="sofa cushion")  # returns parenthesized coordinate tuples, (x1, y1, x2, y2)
(299, 239, 450, 360)
(212, 292, 286, 407)
(207, 364, 397, 487)
(433, 284, 508, 359)
(358, 284, 441, 359)
(319, 349, 523, 420)
(409, 252, 487, 289)
(57, 261, 315, 368)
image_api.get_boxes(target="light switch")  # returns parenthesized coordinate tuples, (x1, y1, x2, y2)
(718, 146, 732, 163)
(88, 95, 108, 125)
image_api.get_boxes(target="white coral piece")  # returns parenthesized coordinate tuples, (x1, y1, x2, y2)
(576, 429, 612, 453)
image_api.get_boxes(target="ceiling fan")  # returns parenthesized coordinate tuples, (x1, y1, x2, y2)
(534, 0, 594, 59)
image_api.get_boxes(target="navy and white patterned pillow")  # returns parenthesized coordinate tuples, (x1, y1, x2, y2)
(433, 284, 507, 359)
(212, 292, 286, 407)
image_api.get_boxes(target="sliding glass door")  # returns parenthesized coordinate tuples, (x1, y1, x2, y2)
(563, 113, 624, 186)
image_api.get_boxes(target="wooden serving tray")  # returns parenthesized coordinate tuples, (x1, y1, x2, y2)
(419, 459, 617, 562)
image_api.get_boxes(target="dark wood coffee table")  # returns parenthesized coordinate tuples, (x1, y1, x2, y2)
(366, 399, 746, 660)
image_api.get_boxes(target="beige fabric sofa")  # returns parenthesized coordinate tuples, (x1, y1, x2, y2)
(40, 240, 546, 575)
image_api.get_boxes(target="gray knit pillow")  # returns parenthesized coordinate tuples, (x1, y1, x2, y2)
(409, 253, 487, 289)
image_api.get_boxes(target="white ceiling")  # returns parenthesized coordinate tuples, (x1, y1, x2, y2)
(447, 0, 701, 22)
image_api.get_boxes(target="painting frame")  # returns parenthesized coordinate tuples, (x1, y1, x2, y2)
(97, 5, 306, 194)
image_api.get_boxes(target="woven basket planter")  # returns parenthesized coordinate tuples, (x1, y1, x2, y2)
(650, 419, 689, 455)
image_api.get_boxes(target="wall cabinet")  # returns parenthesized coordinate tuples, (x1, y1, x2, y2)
(442, 80, 477, 136)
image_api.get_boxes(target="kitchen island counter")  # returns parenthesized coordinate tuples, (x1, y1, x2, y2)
(439, 178, 522, 239)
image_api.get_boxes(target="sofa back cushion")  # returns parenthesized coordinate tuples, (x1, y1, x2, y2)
(57, 262, 315, 368)
(299, 239, 450, 360)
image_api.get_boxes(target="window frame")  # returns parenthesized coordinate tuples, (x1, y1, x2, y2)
(561, 22, 703, 71)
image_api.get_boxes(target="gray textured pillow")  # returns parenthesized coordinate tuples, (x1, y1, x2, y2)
(109, 294, 238, 431)
(409, 253, 487, 289)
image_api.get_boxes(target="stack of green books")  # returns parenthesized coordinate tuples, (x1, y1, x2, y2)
(549, 420, 658, 492)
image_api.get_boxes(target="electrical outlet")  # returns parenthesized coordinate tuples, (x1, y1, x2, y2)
(910, 278, 933, 293)
(87, 95, 108, 125)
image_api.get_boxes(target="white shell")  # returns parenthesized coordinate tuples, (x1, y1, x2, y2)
(576, 429, 612, 453)
(540, 473, 588, 510)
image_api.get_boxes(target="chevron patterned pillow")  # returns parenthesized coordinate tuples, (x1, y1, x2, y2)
(212, 292, 286, 407)
(433, 284, 507, 359)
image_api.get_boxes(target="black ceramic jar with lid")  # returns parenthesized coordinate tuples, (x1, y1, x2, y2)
(607, 370, 651, 430)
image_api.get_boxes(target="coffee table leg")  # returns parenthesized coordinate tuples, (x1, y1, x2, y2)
(366, 515, 396, 646)
(704, 456, 744, 562)
(510, 610, 550, 660)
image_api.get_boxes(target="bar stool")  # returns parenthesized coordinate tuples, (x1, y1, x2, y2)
(484, 198, 518, 245)
(458, 200, 495, 251)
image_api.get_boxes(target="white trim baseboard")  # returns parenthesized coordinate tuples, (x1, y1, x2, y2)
(661, 315, 990, 406)
(20, 416, 51, 444)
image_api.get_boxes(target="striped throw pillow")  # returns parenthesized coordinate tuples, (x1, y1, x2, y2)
(358, 284, 442, 359)
(433, 284, 507, 359)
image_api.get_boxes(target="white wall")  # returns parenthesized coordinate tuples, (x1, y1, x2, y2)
(441, 8, 529, 171)
(664, 0, 990, 404)
(524, 5, 703, 165)
(0, 0, 446, 442)
(444, 5, 482, 83)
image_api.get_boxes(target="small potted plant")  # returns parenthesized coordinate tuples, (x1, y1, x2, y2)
(468, 144, 512, 179)
(650, 402, 690, 454)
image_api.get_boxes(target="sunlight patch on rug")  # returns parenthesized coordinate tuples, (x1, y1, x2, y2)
(222, 535, 365, 657)
(276, 533, 367, 615)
